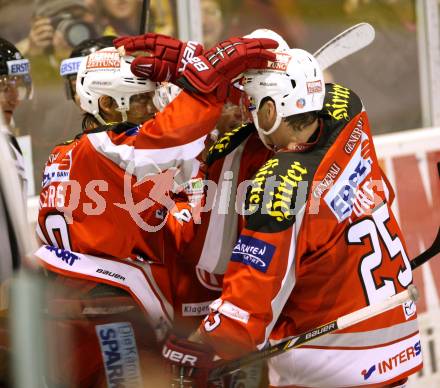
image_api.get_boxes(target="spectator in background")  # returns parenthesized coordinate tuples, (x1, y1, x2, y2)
(11, 1, 100, 196)
(94, 0, 175, 37)
(199, 0, 249, 149)
(201, 0, 225, 48)
(17, 0, 98, 76)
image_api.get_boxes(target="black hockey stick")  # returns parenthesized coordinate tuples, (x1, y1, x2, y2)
(411, 227, 440, 270)
(410, 162, 440, 270)
(208, 286, 419, 380)
(139, 0, 151, 34)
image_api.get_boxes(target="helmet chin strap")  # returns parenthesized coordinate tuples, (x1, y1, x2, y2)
(261, 114, 282, 136)
(94, 112, 107, 126)
(94, 110, 128, 126)
(251, 110, 282, 150)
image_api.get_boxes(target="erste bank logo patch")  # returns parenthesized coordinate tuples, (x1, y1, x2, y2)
(231, 236, 275, 273)
(324, 131, 372, 222)
(42, 150, 72, 188)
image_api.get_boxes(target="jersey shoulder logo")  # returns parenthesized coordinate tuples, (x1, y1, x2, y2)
(206, 123, 255, 166)
(42, 148, 74, 188)
(324, 130, 374, 222)
(322, 83, 362, 123)
(245, 154, 310, 233)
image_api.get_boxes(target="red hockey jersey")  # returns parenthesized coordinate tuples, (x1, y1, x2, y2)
(35, 90, 221, 340)
(172, 125, 273, 335)
(37, 90, 222, 263)
(200, 84, 422, 387)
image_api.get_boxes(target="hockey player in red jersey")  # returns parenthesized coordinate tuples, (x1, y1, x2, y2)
(162, 48, 422, 388)
(33, 34, 278, 387)
(172, 29, 291, 333)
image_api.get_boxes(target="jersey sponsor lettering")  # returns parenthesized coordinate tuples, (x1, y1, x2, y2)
(344, 117, 364, 154)
(325, 84, 351, 121)
(44, 245, 80, 266)
(247, 158, 279, 214)
(42, 150, 73, 188)
(312, 162, 341, 198)
(325, 132, 372, 222)
(182, 301, 213, 317)
(246, 155, 311, 232)
(209, 126, 244, 155)
(231, 235, 275, 273)
(96, 322, 142, 388)
(361, 341, 421, 381)
(265, 161, 308, 222)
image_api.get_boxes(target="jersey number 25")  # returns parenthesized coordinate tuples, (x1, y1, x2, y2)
(347, 203, 412, 305)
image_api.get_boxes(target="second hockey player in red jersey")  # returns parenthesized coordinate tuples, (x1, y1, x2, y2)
(34, 34, 278, 387)
(163, 49, 422, 388)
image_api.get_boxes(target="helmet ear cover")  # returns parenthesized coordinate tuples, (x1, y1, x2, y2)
(76, 47, 157, 124)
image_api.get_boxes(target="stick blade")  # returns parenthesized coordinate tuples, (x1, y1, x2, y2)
(315, 22, 375, 70)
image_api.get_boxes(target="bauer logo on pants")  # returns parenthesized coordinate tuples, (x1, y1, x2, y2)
(96, 322, 143, 388)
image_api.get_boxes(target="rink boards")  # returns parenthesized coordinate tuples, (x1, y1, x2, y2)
(374, 127, 440, 387)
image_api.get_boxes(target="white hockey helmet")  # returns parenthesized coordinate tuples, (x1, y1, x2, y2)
(76, 47, 156, 124)
(243, 48, 325, 143)
(245, 28, 289, 51)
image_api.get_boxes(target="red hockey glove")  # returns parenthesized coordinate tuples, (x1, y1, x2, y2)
(162, 335, 221, 387)
(177, 37, 278, 101)
(113, 33, 204, 82)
